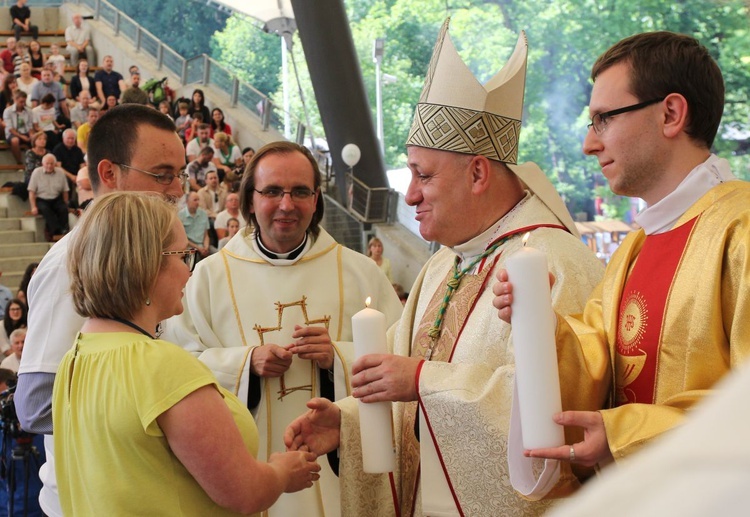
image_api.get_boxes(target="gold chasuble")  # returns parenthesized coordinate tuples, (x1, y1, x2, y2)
(556, 181, 750, 461)
(337, 195, 604, 517)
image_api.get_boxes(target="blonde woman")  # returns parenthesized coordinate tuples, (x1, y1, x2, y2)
(54, 192, 320, 516)
(367, 236, 392, 282)
(212, 131, 242, 179)
(15, 62, 37, 107)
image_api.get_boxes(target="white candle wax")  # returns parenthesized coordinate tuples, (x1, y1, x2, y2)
(506, 245, 565, 450)
(351, 305, 397, 473)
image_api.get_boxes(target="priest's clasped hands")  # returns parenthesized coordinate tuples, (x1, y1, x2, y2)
(250, 325, 335, 376)
(492, 268, 614, 468)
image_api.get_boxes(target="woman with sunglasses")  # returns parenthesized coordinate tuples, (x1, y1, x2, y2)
(53, 192, 319, 516)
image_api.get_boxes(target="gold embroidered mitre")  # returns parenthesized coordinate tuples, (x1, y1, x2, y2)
(406, 18, 527, 164)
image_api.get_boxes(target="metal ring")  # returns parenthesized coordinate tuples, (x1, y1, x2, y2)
(569, 445, 576, 462)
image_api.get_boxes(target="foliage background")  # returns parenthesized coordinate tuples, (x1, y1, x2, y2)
(113, 0, 750, 220)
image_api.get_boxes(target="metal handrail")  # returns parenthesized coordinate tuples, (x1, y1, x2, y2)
(67, 0, 311, 141)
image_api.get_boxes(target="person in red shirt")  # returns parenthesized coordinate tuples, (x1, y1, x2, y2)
(0, 37, 17, 74)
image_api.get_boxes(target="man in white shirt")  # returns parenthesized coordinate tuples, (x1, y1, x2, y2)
(185, 123, 214, 162)
(214, 191, 246, 238)
(65, 13, 95, 67)
(69, 90, 92, 129)
(27, 154, 69, 240)
(3, 90, 32, 163)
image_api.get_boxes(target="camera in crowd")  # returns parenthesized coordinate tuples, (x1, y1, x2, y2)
(0, 381, 30, 442)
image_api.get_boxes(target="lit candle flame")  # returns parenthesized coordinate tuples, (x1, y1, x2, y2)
(522, 232, 531, 247)
(365, 297, 372, 308)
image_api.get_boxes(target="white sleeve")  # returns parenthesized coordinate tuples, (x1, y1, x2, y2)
(19, 234, 84, 375)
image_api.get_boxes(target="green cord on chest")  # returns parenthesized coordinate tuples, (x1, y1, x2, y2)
(426, 237, 508, 347)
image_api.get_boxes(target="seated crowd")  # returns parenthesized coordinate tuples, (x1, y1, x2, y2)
(0, 10, 253, 246)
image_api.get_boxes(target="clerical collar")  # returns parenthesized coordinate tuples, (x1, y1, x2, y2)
(451, 191, 530, 265)
(636, 154, 736, 235)
(255, 231, 308, 261)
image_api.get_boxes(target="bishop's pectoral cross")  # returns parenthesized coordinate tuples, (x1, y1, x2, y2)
(252, 296, 330, 400)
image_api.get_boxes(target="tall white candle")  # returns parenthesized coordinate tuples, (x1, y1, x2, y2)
(351, 298, 397, 473)
(505, 235, 565, 450)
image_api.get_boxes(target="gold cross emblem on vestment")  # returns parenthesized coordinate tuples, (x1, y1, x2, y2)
(253, 296, 331, 400)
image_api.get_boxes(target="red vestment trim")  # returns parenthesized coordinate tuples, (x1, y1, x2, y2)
(615, 216, 699, 405)
(388, 471, 401, 517)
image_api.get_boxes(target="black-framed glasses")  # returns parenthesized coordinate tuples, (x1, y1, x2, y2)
(114, 163, 189, 186)
(254, 187, 316, 201)
(162, 248, 197, 272)
(587, 97, 665, 135)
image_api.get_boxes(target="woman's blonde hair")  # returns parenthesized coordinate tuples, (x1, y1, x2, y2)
(213, 131, 232, 146)
(68, 192, 177, 320)
(367, 237, 383, 258)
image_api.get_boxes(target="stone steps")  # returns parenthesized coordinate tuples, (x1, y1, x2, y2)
(0, 166, 51, 294)
(0, 242, 51, 258)
(0, 229, 36, 243)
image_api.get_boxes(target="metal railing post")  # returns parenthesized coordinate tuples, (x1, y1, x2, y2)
(113, 11, 120, 35)
(156, 44, 163, 70)
(230, 78, 239, 107)
(135, 27, 142, 51)
(261, 98, 272, 131)
(94, 0, 101, 20)
(181, 59, 188, 86)
(202, 55, 210, 85)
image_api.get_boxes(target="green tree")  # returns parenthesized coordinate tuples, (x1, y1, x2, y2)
(108, 0, 227, 58)
(205, 0, 750, 216)
(210, 15, 281, 96)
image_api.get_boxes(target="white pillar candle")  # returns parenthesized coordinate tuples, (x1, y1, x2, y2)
(505, 237, 565, 450)
(351, 299, 397, 473)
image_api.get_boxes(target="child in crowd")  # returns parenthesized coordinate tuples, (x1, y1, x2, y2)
(158, 100, 173, 121)
(32, 93, 63, 150)
(174, 101, 191, 142)
(12, 40, 28, 77)
(183, 111, 203, 142)
(46, 43, 66, 77)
